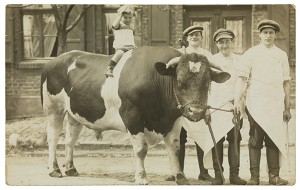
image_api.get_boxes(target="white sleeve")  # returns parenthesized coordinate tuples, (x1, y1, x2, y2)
(238, 49, 253, 79)
(282, 52, 291, 81)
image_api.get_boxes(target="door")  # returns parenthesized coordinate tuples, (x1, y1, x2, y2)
(184, 5, 252, 54)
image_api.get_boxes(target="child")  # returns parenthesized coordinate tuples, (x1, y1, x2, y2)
(105, 5, 136, 78)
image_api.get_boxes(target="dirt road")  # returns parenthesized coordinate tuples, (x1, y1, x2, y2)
(5, 110, 296, 186)
(6, 144, 296, 186)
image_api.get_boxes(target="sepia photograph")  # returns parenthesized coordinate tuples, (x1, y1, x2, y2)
(4, 1, 297, 187)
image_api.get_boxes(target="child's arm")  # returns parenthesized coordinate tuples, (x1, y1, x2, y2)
(112, 14, 122, 30)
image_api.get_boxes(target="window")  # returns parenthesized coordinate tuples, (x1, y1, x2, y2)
(22, 5, 57, 59)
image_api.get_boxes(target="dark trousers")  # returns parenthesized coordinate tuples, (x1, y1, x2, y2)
(246, 108, 277, 149)
(179, 127, 207, 173)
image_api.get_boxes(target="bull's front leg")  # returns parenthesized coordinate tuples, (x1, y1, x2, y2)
(63, 114, 83, 176)
(164, 117, 189, 185)
(129, 132, 148, 185)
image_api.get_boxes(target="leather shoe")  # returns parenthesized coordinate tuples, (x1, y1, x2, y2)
(247, 177, 259, 185)
(198, 172, 214, 181)
(165, 175, 175, 181)
(269, 175, 288, 185)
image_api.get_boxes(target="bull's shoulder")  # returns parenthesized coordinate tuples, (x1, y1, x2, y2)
(135, 46, 182, 56)
(129, 46, 182, 67)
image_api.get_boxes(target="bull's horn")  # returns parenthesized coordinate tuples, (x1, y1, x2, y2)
(166, 57, 180, 69)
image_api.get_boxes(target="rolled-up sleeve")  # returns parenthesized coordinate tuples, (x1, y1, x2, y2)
(282, 52, 291, 81)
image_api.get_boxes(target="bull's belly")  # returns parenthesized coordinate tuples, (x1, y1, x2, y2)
(144, 129, 164, 147)
(67, 108, 127, 132)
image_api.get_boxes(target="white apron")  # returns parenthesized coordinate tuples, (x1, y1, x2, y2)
(239, 44, 290, 166)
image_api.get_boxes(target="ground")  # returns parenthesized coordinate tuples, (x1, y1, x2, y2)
(5, 144, 296, 186)
(4, 109, 296, 186)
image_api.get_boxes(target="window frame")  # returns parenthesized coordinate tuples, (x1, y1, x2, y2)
(17, 7, 57, 69)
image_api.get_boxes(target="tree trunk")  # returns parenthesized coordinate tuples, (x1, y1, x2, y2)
(57, 31, 67, 55)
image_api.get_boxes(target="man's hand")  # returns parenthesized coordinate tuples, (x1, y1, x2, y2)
(283, 109, 292, 122)
(232, 107, 240, 125)
(166, 57, 180, 69)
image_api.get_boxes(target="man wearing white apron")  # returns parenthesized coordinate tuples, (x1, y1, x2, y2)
(208, 28, 246, 185)
(165, 25, 214, 182)
(234, 19, 291, 185)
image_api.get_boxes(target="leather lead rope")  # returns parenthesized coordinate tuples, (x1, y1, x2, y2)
(207, 121, 225, 182)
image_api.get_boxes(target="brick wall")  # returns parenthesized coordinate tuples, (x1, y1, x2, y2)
(289, 5, 296, 67)
(6, 65, 44, 119)
(6, 66, 41, 97)
(141, 5, 151, 46)
(170, 5, 184, 49)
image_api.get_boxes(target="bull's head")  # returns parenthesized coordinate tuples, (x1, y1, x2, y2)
(155, 53, 230, 122)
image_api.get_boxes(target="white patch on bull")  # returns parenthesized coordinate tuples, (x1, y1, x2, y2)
(144, 129, 164, 147)
(67, 62, 76, 74)
(43, 80, 94, 131)
(42, 80, 66, 115)
(189, 61, 201, 73)
(98, 50, 134, 132)
(67, 55, 82, 74)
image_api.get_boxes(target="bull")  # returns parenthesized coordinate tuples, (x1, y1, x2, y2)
(41, 46, 230, 185)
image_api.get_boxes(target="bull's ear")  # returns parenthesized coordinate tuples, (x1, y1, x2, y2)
(210, 69, 231, 83)
(155, 62, 176, 76)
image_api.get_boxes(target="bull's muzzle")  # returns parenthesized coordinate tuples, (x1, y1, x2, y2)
(187, 105, 206, 122)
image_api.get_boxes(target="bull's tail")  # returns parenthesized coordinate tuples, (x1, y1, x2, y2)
(40, 69, 46, 107)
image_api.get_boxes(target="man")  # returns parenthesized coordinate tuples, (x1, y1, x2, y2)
(165, 25, 214, 182)
(234, 19, 291, 185)
(208, 28, 247, 185)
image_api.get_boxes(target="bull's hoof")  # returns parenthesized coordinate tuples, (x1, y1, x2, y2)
(135, 171, 148, 185)
(65, 168, 79, 176)
(134, 178, 148, 185)
(49, 168, 63, 178)
(175, 173, 190, 185)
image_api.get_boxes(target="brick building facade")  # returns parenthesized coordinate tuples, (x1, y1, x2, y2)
(5, 4, 295, 119)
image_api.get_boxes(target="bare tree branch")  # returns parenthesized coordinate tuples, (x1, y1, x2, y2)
(62, 5, 74, 32)
(66, 5, 92, 33)
(51, 4, 62, 29)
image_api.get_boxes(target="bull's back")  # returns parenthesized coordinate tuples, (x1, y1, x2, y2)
(41, 50, 111, 123)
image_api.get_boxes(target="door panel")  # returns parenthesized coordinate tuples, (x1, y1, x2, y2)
(184, 5, 252, 54)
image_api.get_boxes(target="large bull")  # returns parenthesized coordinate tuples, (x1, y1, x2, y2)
(41, 46, 230, 185)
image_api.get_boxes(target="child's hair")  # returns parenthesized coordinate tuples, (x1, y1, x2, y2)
(118, 5, 136, 16)
(121, 11, 135, 17)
